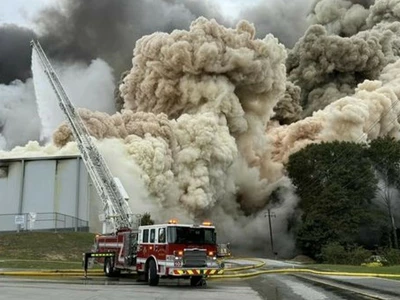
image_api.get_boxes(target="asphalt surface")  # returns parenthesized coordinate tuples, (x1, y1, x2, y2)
(0, 276, 262, 300)
(246, 259, 400, 300)
(2, 258, 400, 299)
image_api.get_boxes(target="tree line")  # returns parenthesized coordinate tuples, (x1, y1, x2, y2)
(286, 136, 400, 263)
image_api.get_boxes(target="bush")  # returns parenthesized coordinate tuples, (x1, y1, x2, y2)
(320, 242, 371, 265)
(320, 242, 348, 264)
(380, 248, 400, 265)
(347, 246, 371, 265)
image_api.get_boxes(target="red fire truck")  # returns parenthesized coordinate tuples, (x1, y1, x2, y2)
(83, 219, 224, 286)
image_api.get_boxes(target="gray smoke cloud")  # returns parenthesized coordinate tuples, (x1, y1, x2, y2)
(0, 25, 36, 84)
(288, 0, 400, 116)
(0, 0, 228, 150)
(0, 79, 41, 150)
(236, 0, 312, 47)
(307, 0, 374, 36)
(34, 0, 227, 79)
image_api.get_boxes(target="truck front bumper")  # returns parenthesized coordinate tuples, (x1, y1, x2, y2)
(168, 268, 224, 276)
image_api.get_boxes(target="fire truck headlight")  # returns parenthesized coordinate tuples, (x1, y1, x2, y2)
(173, 250, 183, 257)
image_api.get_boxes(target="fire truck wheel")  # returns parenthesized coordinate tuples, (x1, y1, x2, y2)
(147, 259, 159, 286)
(190, 276, 203, 286)
(104, 257, 120, 277)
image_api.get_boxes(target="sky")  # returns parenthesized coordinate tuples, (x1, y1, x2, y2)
(0, 0, 54, 27)
(0, 0, 262, 28)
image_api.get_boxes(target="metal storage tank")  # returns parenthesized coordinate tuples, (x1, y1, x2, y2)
(0, 155, 102, 233)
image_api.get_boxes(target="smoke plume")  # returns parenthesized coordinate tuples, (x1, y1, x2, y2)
(237, 0, 312, 47)
(288, 0, 400, 116)
(31, 0, 227, 82)
(269, 61, 400, 164)
(0, 25, 36, 84)
(54, 17, 288, 216)
(0, 0, 228, 150)
(0, 79, 40, 151)
(31, 52, 117, 142)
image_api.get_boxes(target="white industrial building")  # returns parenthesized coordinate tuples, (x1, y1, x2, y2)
(0, 155, 102, 232)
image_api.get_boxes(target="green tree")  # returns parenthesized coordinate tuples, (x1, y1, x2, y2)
(140, 213, 155, 225)
(367, 136, 400, 249)
(287, 141, 378, 258)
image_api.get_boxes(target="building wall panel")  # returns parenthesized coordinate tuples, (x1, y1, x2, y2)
(22, 160, 56, 214)
(0, 162, 22, 214)
(21, 160, 57, 230)
(54, 159, 78, 216)
(0, 162, 25, 231)
(78, 158, 89, 221)
(0, 156, 103, 233)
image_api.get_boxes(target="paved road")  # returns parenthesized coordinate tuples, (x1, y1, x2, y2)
(246, 259, 400, 299)
(2, 259, 400, 299)
(0, 277, 262, 300)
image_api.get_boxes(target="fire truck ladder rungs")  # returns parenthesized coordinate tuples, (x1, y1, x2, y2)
(30, 40, 134, 233)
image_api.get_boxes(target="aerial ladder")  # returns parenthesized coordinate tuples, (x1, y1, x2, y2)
(30, 40, 138, 234)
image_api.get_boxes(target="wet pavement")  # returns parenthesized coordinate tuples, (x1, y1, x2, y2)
(0, 276, 263, 300)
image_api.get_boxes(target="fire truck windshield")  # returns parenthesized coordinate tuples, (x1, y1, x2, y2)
(167, 226, 216, 245)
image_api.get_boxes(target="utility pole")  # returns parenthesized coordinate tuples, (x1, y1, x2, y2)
(265, 209, 276, 257)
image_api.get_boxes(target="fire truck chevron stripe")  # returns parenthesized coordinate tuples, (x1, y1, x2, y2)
(172, 269, 223, 275)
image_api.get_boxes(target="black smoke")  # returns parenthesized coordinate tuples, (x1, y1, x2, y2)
(0, 25, 36, 84)
(0, 0, 325, 85)
(0, 0, 227, 85)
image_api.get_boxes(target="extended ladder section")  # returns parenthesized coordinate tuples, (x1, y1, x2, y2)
(31, 40, 135, 233)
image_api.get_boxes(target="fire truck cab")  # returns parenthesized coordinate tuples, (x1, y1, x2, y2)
(83, 219, 224, 286)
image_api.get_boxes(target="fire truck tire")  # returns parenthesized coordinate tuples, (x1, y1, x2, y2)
(147, 260, 159, 286)
(190, 276, 203, 286)
(104, 257, 120, 277)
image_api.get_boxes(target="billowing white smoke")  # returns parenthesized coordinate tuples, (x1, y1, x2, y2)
(288, 0, 400, 117)
(0, 140, 79, 158)
(0, 79, 40, 151)
(0, 52, 117, 151)
(269, 59, 400, 163)
(53, 17, 289, 216)
(308, 0, 371, 36)
(45, 17, 294, 253)
(31, 52, 116, 142)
